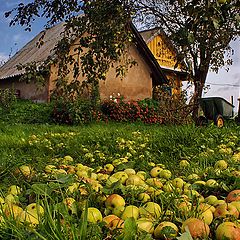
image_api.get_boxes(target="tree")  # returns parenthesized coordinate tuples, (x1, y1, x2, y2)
(134, 0, 240, 120)
(5, 0, 240, 120)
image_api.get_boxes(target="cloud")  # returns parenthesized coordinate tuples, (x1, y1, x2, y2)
(0, 53, 8, 62)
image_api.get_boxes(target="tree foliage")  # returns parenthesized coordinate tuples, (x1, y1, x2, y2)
(134, 0, 240, 119)
(5, 0, 240, 120)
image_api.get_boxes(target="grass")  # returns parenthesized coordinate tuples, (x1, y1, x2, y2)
(0, 100, 239, 239)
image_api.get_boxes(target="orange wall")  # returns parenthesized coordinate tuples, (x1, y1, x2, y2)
(0, 77, 48, 102)
(49, 42, 153, 101)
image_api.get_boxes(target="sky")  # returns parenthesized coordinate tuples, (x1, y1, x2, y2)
(0, 0, 239, 112)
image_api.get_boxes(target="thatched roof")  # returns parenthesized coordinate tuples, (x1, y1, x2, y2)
(0, 22, 168, 84)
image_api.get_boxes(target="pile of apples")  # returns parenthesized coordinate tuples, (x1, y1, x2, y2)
(1, 151, 240, 239)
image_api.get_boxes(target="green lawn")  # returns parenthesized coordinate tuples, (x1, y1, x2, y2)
(0, 101, 239, 239)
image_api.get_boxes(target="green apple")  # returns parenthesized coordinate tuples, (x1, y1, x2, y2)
(19, 165, 32, 177)
(217, 0, 226, 4)
(105, 194, 125, 210)
(150, 167, 162, 177)
(112, 205, 125, 217)
(187, 173, 200, 182)
(214, 203, 239, 218)
(66, 182, 80, 194)
(146, 178, 163, 189)
(104, 164, 114, 173)
(154, 221, 178, 239)
(75, 163, 84, 171)
(97, 173, 109, 182)
(121, 205, 139, 220)
(215, 222, 240, 240)
(136, 218, 154, 234)
(111, 171, 128, 184)
(159, 169, 172, 179)
(63, 155, 74, 164)
(5, 194, 19, 205)
(179, 160, 190, 168)
(198, 207, 213, 225)
(138, 193, 151, 203)
(87, 207, 102, 223)
(19, 210, 39, 226)
(63, 197, 78, 214)
(53, 169, 67, 175)
(214, 160, 228, 170)
(4, 204, 23, 219)
(76, 170, 89, 178)
(163, 182, 174, 192)
(126, 175, 144, 186)
(213, 199, 226, 207)
(229, 201, 240, 213)
(8, 185, 22, 196)
(139, 202, 161, 219)
(44, 164, 57, 173)
(124, 168, 136, 176)
(204, 195, 218, 205)
(205, 179, 218, 188)
(25, 203, 44, 217)
(172, 177, 185, 188)
(136, 171, 147, 180)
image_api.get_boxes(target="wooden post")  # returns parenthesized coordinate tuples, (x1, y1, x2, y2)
(237, 98, 240, 124)
(231, 96, 234, 117)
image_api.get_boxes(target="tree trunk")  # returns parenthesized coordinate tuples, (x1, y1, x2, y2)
(192, 66, 209, 123)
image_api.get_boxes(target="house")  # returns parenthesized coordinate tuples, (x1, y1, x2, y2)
(0, 23, 168, 103)
(140, 28, 188, 95)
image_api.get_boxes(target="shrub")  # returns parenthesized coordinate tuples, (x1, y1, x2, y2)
(51, 98, 104, 125)
(153, 85, 193, 125)
(0, 88, 17, 112)
(101, 97, 163, 124)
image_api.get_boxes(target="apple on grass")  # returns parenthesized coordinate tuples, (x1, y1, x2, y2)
(139, 202, 161, 219)
(121, 205, 139, 220)
(150, 167, 163, 177)
(4, 204, 23, 219)
(19, 210, 39, 226)
(25, 203, 44, 217)
(138, 193, 151, 203)
(105, 194, 125, 211)
(214, 160, 228, 170)
(136, 218, 154, 234)
(215, 222, 240, 240)
(182, 218, 210, 238)
(226, 189, 240, 202)
(179, 160, 190, 168)
(214, 203, 239, 218)
(8, 185, 22, 196)
(87, 207, 103, 223)
(125, 175, 144, 186)
(111, 171, 128, 184)
(103, 214, 120, 229)
(154, 221, 178, 239)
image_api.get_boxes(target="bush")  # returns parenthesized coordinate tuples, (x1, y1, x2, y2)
(153, 85, 193, 125)
(101, 98, 163, 124)
(0, 99, 53, 124)
(51, 98, 104, 125)
(0, 88, 17, 112)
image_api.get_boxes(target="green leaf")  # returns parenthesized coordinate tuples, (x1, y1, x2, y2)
(123, 217, 137, 240)
(177, 227, 193, 240)
(31, 183, 52, 195)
